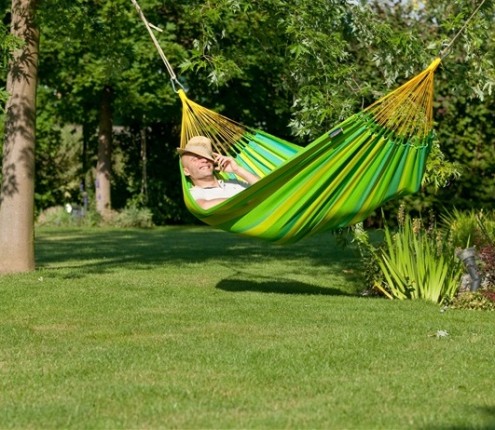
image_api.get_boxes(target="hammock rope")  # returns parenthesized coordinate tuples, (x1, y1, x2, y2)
(130, 0, 184, 92)
(438, 0, 488, 59)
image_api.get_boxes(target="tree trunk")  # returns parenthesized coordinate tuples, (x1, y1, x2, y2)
(95, 86, 113, 218)
(81, 121, 90, 214)
(0, 0, 39, 274)
(140, 125, 148, 204)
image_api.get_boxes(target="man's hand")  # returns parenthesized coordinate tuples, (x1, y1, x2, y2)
(213, 152, 260, 185)
(213, 153, 238, 174)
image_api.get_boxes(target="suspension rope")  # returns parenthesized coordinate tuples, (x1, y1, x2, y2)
(130, 0, 185, 92)
(439, 0, 488, 59)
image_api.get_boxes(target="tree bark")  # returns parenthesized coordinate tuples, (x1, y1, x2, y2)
(95, 86, 113, 218)
(0, 0, 39, 273)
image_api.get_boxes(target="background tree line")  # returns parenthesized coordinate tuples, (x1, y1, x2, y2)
(0, 0, 494, 272)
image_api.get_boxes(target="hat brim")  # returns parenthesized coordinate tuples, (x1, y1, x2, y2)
(176, 147, 215, 163)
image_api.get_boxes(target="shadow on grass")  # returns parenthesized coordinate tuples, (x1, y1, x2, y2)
(35, 226, 363, 290)
(420, 405, 495, 430)
(216, 277, 349, 296)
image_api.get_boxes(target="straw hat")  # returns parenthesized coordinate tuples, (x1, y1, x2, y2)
(177, 136, 215, 162)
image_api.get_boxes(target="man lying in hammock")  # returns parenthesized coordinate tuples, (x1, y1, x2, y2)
(177, 136, 260, 209)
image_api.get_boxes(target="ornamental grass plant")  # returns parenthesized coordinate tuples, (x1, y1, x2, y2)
(1, 226, 494, 429)
(373, 212, 462, 303)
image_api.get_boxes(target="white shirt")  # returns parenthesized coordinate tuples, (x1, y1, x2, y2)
(189, 179, 249, 201)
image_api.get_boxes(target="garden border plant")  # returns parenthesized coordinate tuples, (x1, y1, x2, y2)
(354, 208, 463, 304)
(353, 207, 495, 309)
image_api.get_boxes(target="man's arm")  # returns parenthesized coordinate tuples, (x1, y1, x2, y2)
(213, 153, 260, 185)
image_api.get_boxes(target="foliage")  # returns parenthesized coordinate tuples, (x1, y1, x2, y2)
(36, 206, 101, 227)
(109, 125, 192, 225)
(2, 0, 495, 225)
(348, 223, 383, 294)
(0, 19, 23, 107)
(440, 208, 495, 248)
(437, 208, 495, 311)
(355, 207, 495, 308)
(37, 0, 184, 121)
(34, 0, 188, 217)
(0, 0, 24, 106)
(34, 89, 85, 212)
(179, 0, 294, 140)
(36, 204, 155, 229)
(421, 141, 462, 189)
(356, 210, 463, 304)
(108, 206, 155, 228)
(479, 243, 495, 288)
(448, 290, 495, 311)
(431, 95, 495, 212)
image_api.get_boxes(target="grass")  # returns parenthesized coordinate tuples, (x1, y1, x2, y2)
(1, 226, 494, 429)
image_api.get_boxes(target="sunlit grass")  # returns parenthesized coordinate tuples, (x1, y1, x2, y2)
(0, 226, 494, 429)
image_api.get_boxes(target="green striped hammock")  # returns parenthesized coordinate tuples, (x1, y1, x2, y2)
(178, 58, 441, 244)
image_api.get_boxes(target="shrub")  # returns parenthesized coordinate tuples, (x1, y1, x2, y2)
(479, 244, 495, 288)
(36, 206, 74, 227)
(354, 210, 462, 304)
(37, 205, 155, 229)
(441, 208, 495, 248)
(36, 205, 102, 227)
(110, 207, 154, 228)
(447, 291, 495, 311)
(439, 209, 495, 308)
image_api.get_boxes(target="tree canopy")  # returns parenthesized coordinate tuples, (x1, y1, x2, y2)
(1, 0, 495, 230)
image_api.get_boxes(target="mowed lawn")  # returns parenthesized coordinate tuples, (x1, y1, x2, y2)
(1, 226, 494, 429)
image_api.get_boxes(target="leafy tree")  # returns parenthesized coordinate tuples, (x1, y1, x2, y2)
(35, 0, 187, 218)
(431, 92, 495, 210)
(183, 0, 494, 131)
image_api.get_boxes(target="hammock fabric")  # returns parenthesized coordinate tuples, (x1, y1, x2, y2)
(178, 58, 441, 244)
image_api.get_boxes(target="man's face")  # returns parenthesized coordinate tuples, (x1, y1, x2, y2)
(181, 153, 215, 181)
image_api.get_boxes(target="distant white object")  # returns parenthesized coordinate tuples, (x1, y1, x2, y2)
(65, 203, 84, 217)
